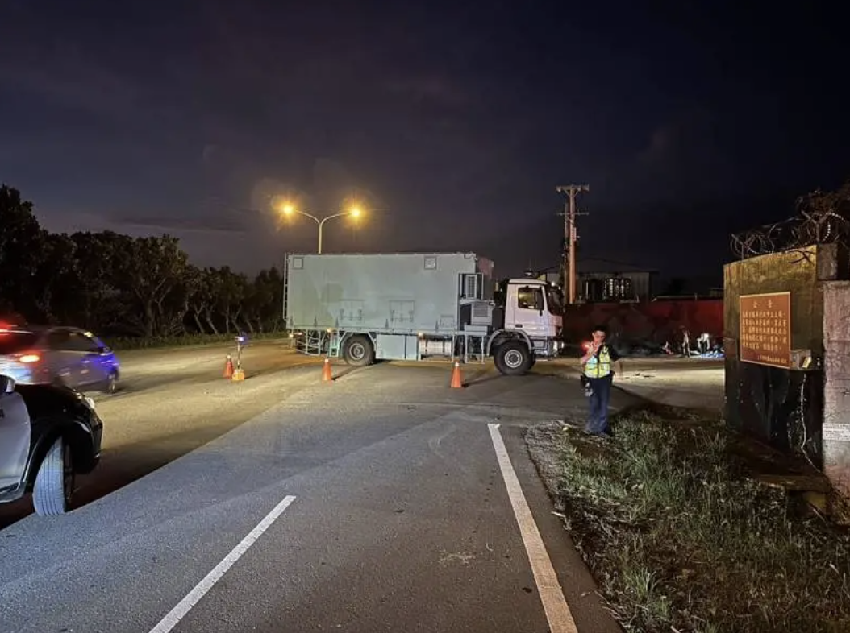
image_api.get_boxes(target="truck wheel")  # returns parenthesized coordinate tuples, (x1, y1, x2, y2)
(33, 437, 74, 516)
(343, 335, 374, 367)
(495, 341, 532, 376)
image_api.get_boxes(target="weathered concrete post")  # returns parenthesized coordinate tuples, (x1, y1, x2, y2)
(823, 280, 850, 496)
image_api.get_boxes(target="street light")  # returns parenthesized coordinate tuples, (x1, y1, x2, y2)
(278, 201, 363, 254)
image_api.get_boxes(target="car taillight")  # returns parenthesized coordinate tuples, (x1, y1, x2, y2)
(17, 353, 41, 363)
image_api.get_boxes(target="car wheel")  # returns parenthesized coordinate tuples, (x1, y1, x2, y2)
(103, 371, 118, 395)
(33, 437, 74, 516)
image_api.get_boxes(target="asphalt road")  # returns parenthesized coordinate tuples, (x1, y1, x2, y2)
(0, 338, 323, 529)
(0, 347, 636, 632)
(617, 359, 725, 411)
(542, 356, 726, 412)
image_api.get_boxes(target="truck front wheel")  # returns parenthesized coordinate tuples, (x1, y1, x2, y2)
(343, 335, 374, 367)
(495, 341, 532, 376)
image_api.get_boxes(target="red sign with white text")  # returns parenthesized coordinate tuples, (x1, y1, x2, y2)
(739, 292, 791, 368)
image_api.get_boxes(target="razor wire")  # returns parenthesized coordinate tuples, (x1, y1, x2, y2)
(730, 187, 850, 260)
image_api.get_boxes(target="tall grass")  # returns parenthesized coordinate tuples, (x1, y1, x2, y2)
(551, 409, 850, 632)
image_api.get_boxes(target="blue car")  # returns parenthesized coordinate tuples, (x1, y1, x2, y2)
(0, 324, 120, 394)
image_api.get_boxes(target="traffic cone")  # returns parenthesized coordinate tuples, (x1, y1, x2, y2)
(223, 354, 234, 379)
(450, 361, 463, 388)
(322, 358, 333, 382)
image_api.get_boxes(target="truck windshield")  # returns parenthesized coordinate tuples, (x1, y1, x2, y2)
(546, 287, 564, 316)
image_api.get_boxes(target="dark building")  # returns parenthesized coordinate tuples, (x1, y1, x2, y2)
(524, 260, 656, 303)
(576, 259, 657, 303)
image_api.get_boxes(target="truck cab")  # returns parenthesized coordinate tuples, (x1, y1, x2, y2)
(485, 278, 564, 374)
(503, 279, 563, 339)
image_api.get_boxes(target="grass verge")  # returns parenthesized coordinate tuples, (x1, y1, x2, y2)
(527, 405, 850, 633)
(106, 331, 289, 351)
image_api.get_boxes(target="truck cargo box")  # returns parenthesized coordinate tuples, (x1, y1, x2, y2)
(284, 252, 494, 335)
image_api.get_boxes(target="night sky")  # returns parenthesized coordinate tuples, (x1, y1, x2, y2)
(1, 2, 847, 287)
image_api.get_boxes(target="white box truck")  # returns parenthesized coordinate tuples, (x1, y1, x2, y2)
(283, 252, 563, 375)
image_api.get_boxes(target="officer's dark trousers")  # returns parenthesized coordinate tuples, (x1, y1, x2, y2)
(586, 374, 613, 435)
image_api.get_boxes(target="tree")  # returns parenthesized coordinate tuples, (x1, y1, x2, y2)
(213, 267, 248, 334)
(68, 231, 127, 331)
(0, 185, 46, 317)
(184, 265, 206, 333)
(0, 184, 288, 339)
(249, 267, 283, 332)
(199, 267, 223, 334)
(31, 232, 78, 323)
(111, 235, 190, 337)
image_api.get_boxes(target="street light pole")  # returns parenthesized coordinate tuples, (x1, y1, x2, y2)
(317, 212, 353, 254)
(279, 203, 362, 254)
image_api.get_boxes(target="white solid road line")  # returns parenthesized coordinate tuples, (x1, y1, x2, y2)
(488, 424, 579, 633)
(148, 495, 298, 633)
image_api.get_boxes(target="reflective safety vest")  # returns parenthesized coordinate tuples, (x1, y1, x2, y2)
(584, 346, 612, 379)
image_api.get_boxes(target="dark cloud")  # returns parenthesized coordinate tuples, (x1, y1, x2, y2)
(0, 53, 137, 120)
(635, 109, 716, 168)
(114, 204, 274, 235)
(116, 216, 248, 234)
(383, 76, 470, 107)
(1, 0, 848, 281)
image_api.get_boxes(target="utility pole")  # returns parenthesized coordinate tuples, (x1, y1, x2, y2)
(556, 184, 590, 305)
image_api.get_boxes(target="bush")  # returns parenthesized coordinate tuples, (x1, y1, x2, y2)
(106, 331, 289, 351)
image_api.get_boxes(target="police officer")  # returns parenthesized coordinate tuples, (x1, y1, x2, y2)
(580, 325, 623, 437)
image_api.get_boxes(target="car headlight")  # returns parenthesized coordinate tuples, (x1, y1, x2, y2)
(84, 396, 96, 410)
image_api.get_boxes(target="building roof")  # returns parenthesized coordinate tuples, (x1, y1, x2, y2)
(533, 258, 659, 275)
(578, 269, 659, 275)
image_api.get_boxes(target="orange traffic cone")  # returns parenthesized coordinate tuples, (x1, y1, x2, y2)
(450, 361, 463, 388)
(223, 354, 234, 379)
(322, 358, 333, 382)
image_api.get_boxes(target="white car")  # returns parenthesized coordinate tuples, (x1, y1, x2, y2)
(0, 374, 103, 516)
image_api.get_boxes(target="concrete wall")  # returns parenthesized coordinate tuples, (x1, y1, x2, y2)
(724, 244, 846, 473)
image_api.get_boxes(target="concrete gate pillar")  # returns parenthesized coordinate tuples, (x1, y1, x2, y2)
(823, 281, 850, 496)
